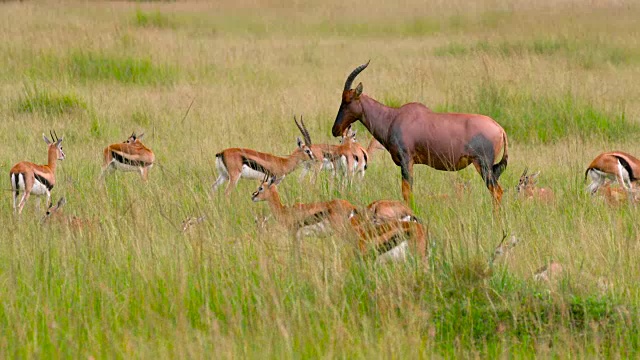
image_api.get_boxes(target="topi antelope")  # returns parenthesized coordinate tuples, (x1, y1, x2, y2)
(10, 131, 65, 214)
(101, 132, 155, 181)
(585, 151, 640, 197)
(516, 168, 554, 202)
(251, 174, 356, 240)
(331, 61, 509, 206)
(214, 116, 317, 196)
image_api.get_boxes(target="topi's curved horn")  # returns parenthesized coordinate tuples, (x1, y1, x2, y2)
(343, 60, 370, 91)
(294, 115, 312, 145)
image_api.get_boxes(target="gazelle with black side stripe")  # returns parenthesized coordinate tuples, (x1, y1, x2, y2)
(101, 132, 155, 181)
(9, 131, 65, 214)
(213, 116, 317, 196)
(349, 211, 427, 263)
(251, 175, 356, 240)
(338, 126, 369, 180)
(585, 151, 640, 197)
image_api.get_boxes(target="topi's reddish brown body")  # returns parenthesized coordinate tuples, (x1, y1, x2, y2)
(331, 61, 509, 205)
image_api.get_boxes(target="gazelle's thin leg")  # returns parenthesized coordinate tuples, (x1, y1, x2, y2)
(17, 191, 30, 215)
(212, 175, 227, 193)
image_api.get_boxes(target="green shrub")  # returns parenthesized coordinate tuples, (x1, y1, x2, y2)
(133, 9, 174, 29)
(15, 84, 85, 115)
(68, 51, 176, 85)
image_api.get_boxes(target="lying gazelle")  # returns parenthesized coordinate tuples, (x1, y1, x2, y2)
(585, 151, 640, 200)
(365, 199, 417, 224)
(101, 132, 155, 181)
(349, 212, 427, 263)
(10, 131, 65, 214)
(214, 116, 316, 196)
(41, 197, 92, 230)
(251, 175, 356, 240)
(516, 168, 554, 202)
(597, 182, 640, 206)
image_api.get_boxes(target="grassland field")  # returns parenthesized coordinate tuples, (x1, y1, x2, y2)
(1, 0, 640, 357)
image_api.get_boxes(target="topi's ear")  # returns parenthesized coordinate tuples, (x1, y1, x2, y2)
(43, 133, 52, 145)
(355, 82, 363, 97)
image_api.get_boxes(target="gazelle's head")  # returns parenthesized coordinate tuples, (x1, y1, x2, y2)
(294, 115, 316, 161)
(516, 167, 539, 193)
(339, 126, 357, 145)
(251, 175, 282, 202)
(41, 197, 67, 223)
(332, 61, 370, 137)
(43, 130, 65, 160)
(125, 132, 145, 144)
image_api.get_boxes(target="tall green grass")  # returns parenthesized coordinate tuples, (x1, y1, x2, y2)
(2, 0, 640, 358)
(438, 83, 637, 143)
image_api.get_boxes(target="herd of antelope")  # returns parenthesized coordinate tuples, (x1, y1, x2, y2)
(9, 62, 640, 262)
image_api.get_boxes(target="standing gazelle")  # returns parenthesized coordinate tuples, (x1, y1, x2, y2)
(338, 127, 368, 180)
(585, 151, 640, 195)
(213, 116, 317, 196)
(10, 131, 65, 214)
(101, 132, 155, 181)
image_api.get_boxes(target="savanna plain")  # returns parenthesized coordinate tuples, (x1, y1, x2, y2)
(1, 0, 640, 358)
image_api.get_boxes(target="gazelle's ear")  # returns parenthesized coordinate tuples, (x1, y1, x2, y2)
(355, 82, 363, 97)
(297, 137, 304, 147)
(56, 136, 63, 145)
(137, 133, 145, 140)
(272, 177, 283, 186)
(58, 197, 67, 207)
(43, 134, 52, 145)
(530, 171, 540, 180)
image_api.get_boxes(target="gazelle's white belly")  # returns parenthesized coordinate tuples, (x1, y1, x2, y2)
(297, 219, 332, 239)
(31, 179, 49, 195)
(377, 241, 409, 263)
(112, 161, 141, 172)
(241, 165, 268, 180)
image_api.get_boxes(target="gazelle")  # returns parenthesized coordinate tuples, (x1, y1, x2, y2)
(349, 212, 427, 263)
(365, 199, 417, 224)
(516, 168, 554, 202)
(10, 131, 65, 214)
(214, 116, 317, 196)
(338, 127, 369, 180)
(597, 182, 640, 205)
(332, 61, 508, 206)
(251, 175, 357, 240)
(41, 197, 92, 230)
(101, 132, 155, 181)
(585, 151, 640, 195)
